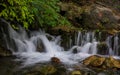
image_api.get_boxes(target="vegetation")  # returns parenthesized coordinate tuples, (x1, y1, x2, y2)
(0, 0, 34, 28)
(0, 0, 70, 29)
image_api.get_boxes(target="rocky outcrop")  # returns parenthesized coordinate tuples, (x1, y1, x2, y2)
(59, 0, 120, 31)
(0, 18, 15, 56)
(83, 55, 120, 69)
(14, 64, 67, 75)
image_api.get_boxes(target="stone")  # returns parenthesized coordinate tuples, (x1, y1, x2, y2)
(83, 55, 120, 69)
(106, 56, 120, 68)
(71, 70, 82, 75)
(83, 55, 105, 67)
(51, 57, 61, 64)
(91, 56, 105, 67)
(83, 55, 97, 66)
(40, 65, 57, 75)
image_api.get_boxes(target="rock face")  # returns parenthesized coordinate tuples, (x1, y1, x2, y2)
(83, 55, 120, 69)
(59, 0, 120, 30)
(0, 18, 14, 56)
(97, 42, 109, 55)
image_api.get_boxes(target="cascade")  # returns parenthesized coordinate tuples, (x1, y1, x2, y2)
(0, 18, 120, 66)
(113, 34, 119, 56)
(106, 35, 120, 56)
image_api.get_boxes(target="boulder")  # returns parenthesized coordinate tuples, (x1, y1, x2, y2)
(40, 65, 57, 75)
(51, 57, 61, 64)
(71, 70, 82, 75)
(83, 55, 105, 67)
(105, 56, 120, 68)
(83, 55, 120, 69)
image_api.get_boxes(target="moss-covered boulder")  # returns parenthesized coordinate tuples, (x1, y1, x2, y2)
(14, 64, 68, 75)
(105, 56, 120, 68)
(83, 55, 105, 67)
(71, 70, 82, 75)
(83, 55, 120, 69)
(40, 65, 57, 75)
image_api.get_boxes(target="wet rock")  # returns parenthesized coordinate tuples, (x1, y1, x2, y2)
(36, 41, 45, 52)
(97, 72, 109, 75)
(72, 48, 78, 54)
(54, 66, 67, 75)
(83, 55, 120, 69)
(51, 57, 61, 64)
(97, 42, 109, 55)
(40, 65, 57, 75)
(83, 55, 105, 67)
(0, 46, 12, 56)
(71, 70, 81, 75)
(106, 56, 120, 68)
(19, 65, 57, 75)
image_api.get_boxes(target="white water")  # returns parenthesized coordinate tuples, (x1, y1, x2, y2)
(113, 34, 119, 56)
(106, 35, 120, 56)
(6, 25, 97, 66)
(1, 20, 120, 66)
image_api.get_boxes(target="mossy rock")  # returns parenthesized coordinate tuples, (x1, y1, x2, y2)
(40, 65, 57, 75)
(105, 56, 120, 68)
(83, 55, 120, 69)
(71, 70, 82, 75)
(83, 55, 105, 67)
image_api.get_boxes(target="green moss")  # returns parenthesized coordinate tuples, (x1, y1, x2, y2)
(40, 65, 57, 75)
(97, 42, 108, 55)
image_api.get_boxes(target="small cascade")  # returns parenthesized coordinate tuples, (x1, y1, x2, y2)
(106, 36, 114, 55)
(72, 31, 98, 54)
(76, 31, 81, 46)
(106, 34, 119, 56)
(0, 18, 120, 66)
(113, 34, 119, 56)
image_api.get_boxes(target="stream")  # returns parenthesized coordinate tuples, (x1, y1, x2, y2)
(0, 18, 120, 75)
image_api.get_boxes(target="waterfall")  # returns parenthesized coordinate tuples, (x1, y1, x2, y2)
(106, 36, 114, 55)
(113, 34, 119, 56)
(106, 35, 119, 56)
(72, 31, 98, 54)
(76, 31, 81, 46)
(0, 18, 120, 66)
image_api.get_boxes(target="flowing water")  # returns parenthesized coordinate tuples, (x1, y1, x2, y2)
(1, 20, 120, 74)
(0, 18, 120, 67)
(1, 20, 120, 66)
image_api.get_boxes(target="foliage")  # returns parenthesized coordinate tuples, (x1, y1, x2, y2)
(30, 0, 70, 28)
(0, 0, 71, 29)
(0, 0, 34, 28)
